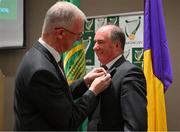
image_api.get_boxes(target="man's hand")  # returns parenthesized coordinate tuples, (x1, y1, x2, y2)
(84, 67, 107, 86)
(89, 73, 111, 95)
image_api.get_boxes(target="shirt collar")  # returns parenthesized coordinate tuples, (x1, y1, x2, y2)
(106, 54, 122, 69)
(38, 38, 61, 63)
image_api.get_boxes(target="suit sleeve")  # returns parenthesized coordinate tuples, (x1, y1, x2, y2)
(70, 79, 89, 100)
(120, 67, 147, 131)
(28, 70, 98, 130)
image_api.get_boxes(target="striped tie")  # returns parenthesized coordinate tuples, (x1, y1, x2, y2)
(101, 64, 108, 71)
(58, 60, 65, 75)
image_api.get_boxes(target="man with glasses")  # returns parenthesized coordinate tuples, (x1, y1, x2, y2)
(14, 1, 111, 131)
(55, 27, 84, 39)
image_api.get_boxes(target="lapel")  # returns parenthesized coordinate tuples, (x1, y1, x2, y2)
(99, 56, 127, 119)
(33, 42, 73, 100)
(109, 55, 126, 70)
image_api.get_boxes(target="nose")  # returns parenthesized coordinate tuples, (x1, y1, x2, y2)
(93, 42, 99, 51)
(76, 36, 82, 41)
(76, 32, 84, 41)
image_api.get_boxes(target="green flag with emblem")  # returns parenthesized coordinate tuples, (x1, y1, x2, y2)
(62, 0, 88, 131)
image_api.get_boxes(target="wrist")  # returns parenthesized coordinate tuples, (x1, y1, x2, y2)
(83, 76, 90, 86)
(89, 87, 97, 96)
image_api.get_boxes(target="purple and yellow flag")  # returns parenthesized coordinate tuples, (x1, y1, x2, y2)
(144, 0, 173, 131)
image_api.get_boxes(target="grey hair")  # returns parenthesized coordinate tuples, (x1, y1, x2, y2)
(101, 25, 126, 50)
(42, 1, 86, 33)
(109, 25, 126, 50)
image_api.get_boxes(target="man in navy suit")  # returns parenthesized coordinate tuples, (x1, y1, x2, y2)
(88, 25, 147, 131)
(14, 1, 111, 131)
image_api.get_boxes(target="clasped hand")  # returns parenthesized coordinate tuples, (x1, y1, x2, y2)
(84, 67, 111, 95)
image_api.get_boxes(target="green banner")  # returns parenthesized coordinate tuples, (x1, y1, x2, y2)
(63, 0, 88, 131)
(83, 18, 95, 66)
(132, 47, 143, 68)
(107, 16, 119, 26)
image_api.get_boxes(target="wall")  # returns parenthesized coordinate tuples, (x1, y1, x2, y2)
(0, 0, 179, 130)
(0, 70, 4, 130)
(163, 0, 180, 129)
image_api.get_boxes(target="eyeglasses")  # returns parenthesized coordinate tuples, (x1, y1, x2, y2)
(55, 27, 84, 38)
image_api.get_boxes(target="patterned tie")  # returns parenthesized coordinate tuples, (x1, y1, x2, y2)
(58, 60, 65, 75)
(101, 64, 108, 71)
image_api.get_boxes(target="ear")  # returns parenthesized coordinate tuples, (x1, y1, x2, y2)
(115, 42, 120, 48)
(114, 42, 123, 53)
(55, 28, 64, 39)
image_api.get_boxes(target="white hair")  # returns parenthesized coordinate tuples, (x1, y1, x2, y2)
(42, 1, 86, 33)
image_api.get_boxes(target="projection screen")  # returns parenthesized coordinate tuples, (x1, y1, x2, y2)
(0, 0, 24, 49)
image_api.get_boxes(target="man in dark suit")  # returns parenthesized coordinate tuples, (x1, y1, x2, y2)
(14, 1, 111, 131)
(88, 25, 147, 131)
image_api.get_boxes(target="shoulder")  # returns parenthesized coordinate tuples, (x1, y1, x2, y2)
(115, 60, 144, 79)
(120, 60, 143, 71)
(16, 47, 57, 82)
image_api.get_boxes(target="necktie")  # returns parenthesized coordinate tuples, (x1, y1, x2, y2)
(58, 60, 65, 75)
(101, 64, 108, 71)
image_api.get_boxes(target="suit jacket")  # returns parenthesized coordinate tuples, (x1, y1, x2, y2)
(88, 56, 147, 131)
(14, 42, 98, 131)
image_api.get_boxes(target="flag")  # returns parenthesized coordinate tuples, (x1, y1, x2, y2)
(62, 0, 87, 131)
(63, 41, 86, 85)
(144, 0, 173, 131)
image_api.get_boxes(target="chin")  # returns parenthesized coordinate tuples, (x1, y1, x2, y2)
(98, 59, 104, 64)
(64, 47, 71, 52)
